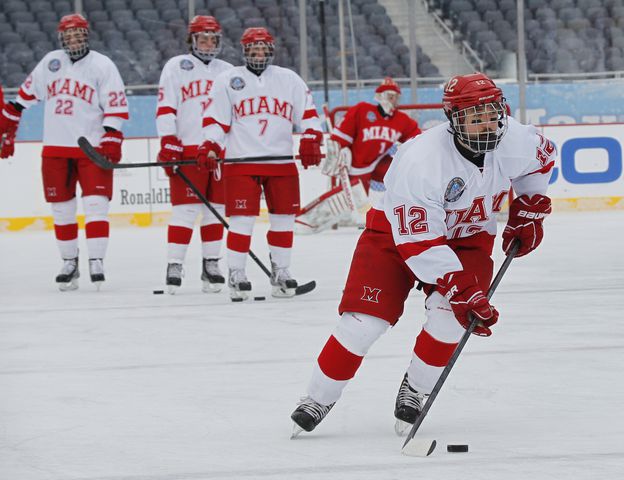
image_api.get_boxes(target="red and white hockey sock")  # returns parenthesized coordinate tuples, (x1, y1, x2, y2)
(226, 215, 255, 271)
(307, 312, 389, 405)
(267, 213, 294, 268)
(51, 198, 78, 259)
(200, 203, 225, 259)
(407, 292, 465, 394)
(83, 195, 110, 259)
(168, 204, 202, 262)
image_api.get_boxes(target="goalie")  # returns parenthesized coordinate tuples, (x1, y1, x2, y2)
(297, 78, 421, 233)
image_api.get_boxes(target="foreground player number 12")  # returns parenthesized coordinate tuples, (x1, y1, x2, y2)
(393, 204, 428, 235)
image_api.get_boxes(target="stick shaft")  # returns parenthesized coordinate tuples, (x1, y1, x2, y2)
(403, 241, 520, 447)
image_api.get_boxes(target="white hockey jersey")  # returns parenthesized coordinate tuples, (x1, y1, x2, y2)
(202, 65, 322, 176)
(366, 117, 556, 284)
(156, 55, 233, 157)
(16, 50, 128, 158)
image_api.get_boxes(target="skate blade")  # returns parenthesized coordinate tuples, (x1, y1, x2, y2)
(58, 279, 79, 292)
(271, 285, 296, 298)
(401, 438, 437, 457)
(394, 419, 412, 437)
(167, 285, 180, 295)
(93, 281, 103, 292)
(290, 423, 305, 439)
(202, 281, 224, 293)
(229, 288, 250, 301)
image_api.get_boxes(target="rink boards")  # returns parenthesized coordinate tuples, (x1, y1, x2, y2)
(1, 123, 623, 231)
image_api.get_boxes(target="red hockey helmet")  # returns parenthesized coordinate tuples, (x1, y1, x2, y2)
(187, 15, 222, 61)
(375, 77, 401, 115)
(240, 27, 275, 71)
(57, 13, 90, 60)
(442, 72, 508, 153)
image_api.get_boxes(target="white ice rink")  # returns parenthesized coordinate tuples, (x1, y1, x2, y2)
(1, 210, 623, 480)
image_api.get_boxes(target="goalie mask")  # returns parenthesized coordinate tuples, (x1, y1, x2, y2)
(443, 72, 508, 153)
(188, 15, 222, 62)
(58, 14, 90, 61)
(240, 27, 275, 72)
(374, 77, 401, 115)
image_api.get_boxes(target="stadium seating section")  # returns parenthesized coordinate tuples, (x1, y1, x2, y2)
(1, 0, 623, 89)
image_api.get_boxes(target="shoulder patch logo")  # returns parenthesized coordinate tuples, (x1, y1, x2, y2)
(48, 59, 61, 72)
(230, 76, 245, 91)
(361, 286, 381, 303)
(366, 111, 377, 123)
(180, 59, 194, 71)
(444, 177, 466, 203)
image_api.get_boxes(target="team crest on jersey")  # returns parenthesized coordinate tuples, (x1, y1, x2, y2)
(48, 59, 61, 72)
(366, 111, 377, 122)
(444, 177, 466, 203)
(180, 59, 194, 71)
(230, 77, 245, 90)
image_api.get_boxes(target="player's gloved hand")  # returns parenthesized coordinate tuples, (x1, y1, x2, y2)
(437, 270, 499, 337)
(157, 135, 183, 177)
(0, 102, 21, 159)
(197, 140, 221, 172)
(298, 129, 323, 169)
(97, 129, 124, 164)
(502, 194, 552, 257)
(321, 138, 341, 176)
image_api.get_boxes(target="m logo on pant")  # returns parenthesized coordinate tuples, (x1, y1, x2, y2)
(235, 199, 247, 209)
(361, 286, 381, 303)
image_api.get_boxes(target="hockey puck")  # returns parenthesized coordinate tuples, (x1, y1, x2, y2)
(254, 296, 266, 301)
(153, 290, 164, 295)
(447, 444, 469, 453)
(231, 298, 244, 302)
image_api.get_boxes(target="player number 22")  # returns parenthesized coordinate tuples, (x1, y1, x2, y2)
(54, 99, 73, 115)
(393, 204, 428, 235)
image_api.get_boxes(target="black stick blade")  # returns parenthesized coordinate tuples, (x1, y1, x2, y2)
(78, 136, 114, 169)
(295, 281, 316, 296)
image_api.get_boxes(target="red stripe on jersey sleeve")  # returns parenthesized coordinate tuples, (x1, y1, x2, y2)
(104, 112, 129, 119)
(202, 117, 231, 132)
(18, 88, 36, 101)
(396, 236, 447, 260)
(526, 160, 555, 176)
(302, 108, 319, 119)
(156, 106, 177, 117)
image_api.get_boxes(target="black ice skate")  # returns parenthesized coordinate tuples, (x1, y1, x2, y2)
(394, 373, 428, 436)
(89, 258, 105, 290)
(228, 268, 251, 300)
(270, 262, 298, 298)
(56, 257, 80, 292)
(201, 258, 225, 293)
(290, 396, 335, 438)
(166, 263, 184, 294)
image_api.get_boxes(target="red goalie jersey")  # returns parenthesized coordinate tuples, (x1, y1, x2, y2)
(330, 102, 421, 176)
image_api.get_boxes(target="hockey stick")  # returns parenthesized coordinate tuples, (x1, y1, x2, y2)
(77, 136, 293, 170)
(174, 168, 316, 296)
(402, 240, 520, 456)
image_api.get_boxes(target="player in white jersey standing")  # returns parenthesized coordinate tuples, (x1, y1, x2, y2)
(290, 73, 556, 436)
(156, 15, 233, 294)
(0, 14, 128, 291)
(198, 27, 323, 300)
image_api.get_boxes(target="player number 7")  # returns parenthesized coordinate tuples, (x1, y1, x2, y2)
(258, 119, 268, 136)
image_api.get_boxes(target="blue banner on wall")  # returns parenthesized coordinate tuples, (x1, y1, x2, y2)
(13, 81, 624, 141)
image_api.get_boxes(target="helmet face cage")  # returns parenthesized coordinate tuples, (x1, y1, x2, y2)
(242, 41, 275, 71)
(190, 31, 222, 61)
(450, 100, 508, 153)
(374, 90, 400, 115)
(58, 27, 89, 60)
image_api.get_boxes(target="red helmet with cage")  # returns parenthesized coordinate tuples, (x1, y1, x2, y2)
(442, 72, 508, 153)
(375, 77, 401, 115)
(57, 13, 90, 60)
(240, 27, 275, 71)
(187, 15, 222, 61)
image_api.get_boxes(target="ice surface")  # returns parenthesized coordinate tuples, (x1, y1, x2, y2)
(1, 211, 623, 479)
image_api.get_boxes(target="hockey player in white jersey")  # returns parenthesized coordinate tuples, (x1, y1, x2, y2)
(0, 14, 128, 291)
(198, 27, 323, 300)
(290, 73, 556, 436)
(156, 15, 233, 294)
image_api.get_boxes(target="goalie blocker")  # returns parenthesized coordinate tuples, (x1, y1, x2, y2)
(296, 178, 369, 234)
